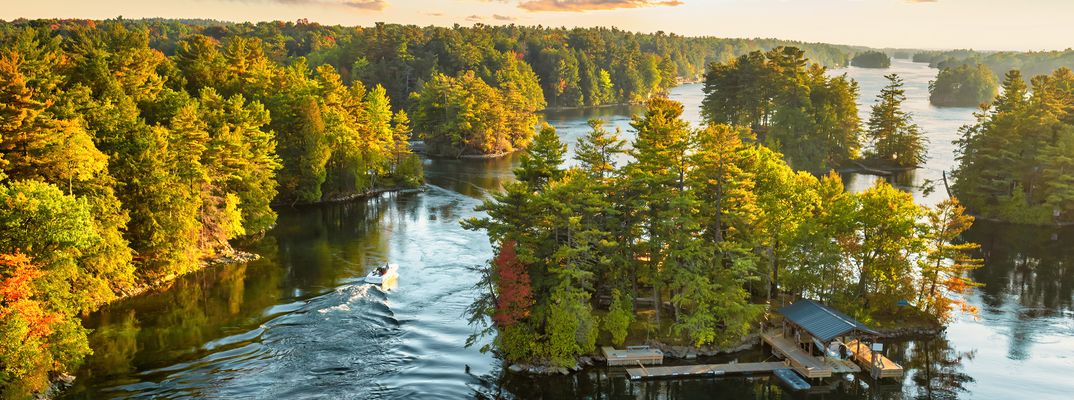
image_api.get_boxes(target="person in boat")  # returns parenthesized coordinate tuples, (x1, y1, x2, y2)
(377, 264, 388, 276)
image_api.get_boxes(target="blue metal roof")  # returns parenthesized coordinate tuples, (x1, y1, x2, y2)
(776, 299, 879, 342)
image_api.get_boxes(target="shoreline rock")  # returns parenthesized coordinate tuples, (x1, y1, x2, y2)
(874, 325, 945, 339)
(647, 333, 759, 360)
(504, 324, 946, 377)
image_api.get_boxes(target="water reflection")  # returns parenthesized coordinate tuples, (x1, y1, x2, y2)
(65, 63, 1074, 399)
(904, 336, 975, 400)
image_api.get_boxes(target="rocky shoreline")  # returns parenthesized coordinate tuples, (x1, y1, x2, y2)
(874, 324, 945, 338)
(505, 324, 944, 376)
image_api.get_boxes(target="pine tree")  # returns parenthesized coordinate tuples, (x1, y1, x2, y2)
(574, 119, 626, 183)
(866, 74, 928, 168)
(623, 98, 694, 326)
(1038, 128, 1074, 223)
(515, 123, 566, 191)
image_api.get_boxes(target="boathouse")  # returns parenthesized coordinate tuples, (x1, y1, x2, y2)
(764, 299, 903, 380)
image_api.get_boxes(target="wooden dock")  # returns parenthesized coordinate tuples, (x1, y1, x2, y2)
(824, 357, 861, 374)
(626, 361, 788, 380)
(844, 339, 904, 379)
(602, 346, 663, 366)
(761, 331, 833, 379)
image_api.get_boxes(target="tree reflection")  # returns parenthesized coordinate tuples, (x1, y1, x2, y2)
(963, 222, 1074, 360)
(902, 336, 975, 400)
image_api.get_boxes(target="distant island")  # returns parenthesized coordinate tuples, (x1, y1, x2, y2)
(929, 64, 999, 107)
(851, 51, 892, 68)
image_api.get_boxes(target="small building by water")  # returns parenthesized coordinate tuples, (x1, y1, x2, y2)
(766, 299, 904, 380)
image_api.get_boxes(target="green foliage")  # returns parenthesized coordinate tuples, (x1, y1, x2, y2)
(917, 198, 982, 323)
(865, 74, 927, 168)
(411, 71, 539, 157)
(466, 97, 976, 366)
(915, 48, 1074, 82)
(929, 64, 999, 107)
(602, 289, 633, 347)
(0, 183, 100, 394)
(851, 51, 891, 68)
(701, 47, 861, 172)
(0, 20, 428, 393)
(516, 124, 566, 190)
(953, 68, 1074, 224)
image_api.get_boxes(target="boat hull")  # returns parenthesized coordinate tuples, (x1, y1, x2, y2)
(367, 264, 399, 286)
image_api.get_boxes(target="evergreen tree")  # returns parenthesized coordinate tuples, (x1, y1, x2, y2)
(702, 47, 861, 171)
(515, 124, 566, 191)
(866, 74, 927, 168)
(574, 119, 626, 183)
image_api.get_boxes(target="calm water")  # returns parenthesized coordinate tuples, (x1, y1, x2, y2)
(63, 60, 1074, 399)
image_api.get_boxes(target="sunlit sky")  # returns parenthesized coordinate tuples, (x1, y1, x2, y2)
(2, 0, 1072, 51)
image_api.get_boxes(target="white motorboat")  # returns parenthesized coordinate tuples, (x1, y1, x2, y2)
(366, 263, 399, 286)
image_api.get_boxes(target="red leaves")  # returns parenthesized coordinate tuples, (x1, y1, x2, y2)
(492, 241, 534, 327)
(0, 252, 60, 340)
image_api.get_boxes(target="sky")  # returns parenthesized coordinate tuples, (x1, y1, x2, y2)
(1, 0, 1072, 51)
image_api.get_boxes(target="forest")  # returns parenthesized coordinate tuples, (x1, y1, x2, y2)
(700, 48, 926, 172)
(914, 48, 1074, 80)
(929, 63, 999, 107)
(0, 20, 423, 394)
(952, 69, 1074, 225)
(465, 97, 979, 369)
(0, 18, 868, 394)
(0, 17, 1003, 395)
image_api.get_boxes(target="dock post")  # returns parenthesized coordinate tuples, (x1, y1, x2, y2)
(635, 360, 650, 378)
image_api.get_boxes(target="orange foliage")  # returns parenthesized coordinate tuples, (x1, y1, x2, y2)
(492, 241, 534, 327)
(0, 252, 59, 340)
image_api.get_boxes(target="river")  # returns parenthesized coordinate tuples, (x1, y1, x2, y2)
(62, 59, 1074, 399)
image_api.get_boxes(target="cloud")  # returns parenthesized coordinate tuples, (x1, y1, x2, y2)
(220, 0, 387, 11)
(463, 13, 518, 22)
(517, 0, 683, 12)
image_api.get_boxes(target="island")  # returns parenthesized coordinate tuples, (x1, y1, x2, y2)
(851, 51, 892, 68)
(929, 63, 999, 107)
(464, 95, 977, 372)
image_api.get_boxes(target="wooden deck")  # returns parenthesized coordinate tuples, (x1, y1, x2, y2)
(824, 357, 861, 374)
(603, 346, 664, 366)
(844, 339, 904, 379)
(761, 331, 833, 379)
(626, 361, 788, 380)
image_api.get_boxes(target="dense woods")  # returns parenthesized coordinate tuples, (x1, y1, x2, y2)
(953, 69, 1074, 225)
(851, 51, 891, 68)
(0, 20, 420, 394)
(700, 47, 925, 171)
(914, 48, 1074, 81)
(411, 69, 544, 157)
(929, 63, 999, 107)
(0, 17, 1011, 394)
(700, 47, 862, 172)
(466, 98, 979, 368)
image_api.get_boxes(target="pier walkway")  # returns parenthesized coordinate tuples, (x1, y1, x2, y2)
(602, 346, 663, 366)
(626, 361, 788, 380)
(761, 330, 833, 378)
(844, 339, 904, 379)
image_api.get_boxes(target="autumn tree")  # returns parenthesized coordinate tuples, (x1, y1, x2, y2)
(917, 198, 982, 322)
